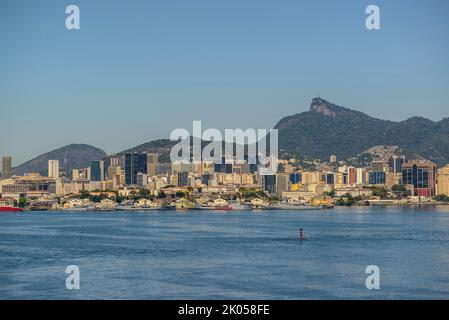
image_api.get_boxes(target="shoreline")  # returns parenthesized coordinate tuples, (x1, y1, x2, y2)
(10, 203, 449, 213)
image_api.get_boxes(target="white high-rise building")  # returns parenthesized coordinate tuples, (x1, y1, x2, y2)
(48, 160, 60, 179)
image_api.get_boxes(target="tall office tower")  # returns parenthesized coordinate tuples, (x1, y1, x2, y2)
(136, 172, 148, 187)
(177, 171, 189, 187)
(102, 156, 118, 180)
(348, 167, 357, 185)
(146, 153, 159, 177)
(2, 156, 12, 179)
(402, 160, 437, 197)
(125, 153, 147, 185)
(389, 155, 406, 175)
(262, 175, 277, 194)
(48, 160, 60, 179)
(436, 164, 449, 196)
(276, 174, 289, 195)
(89, 160, 105, 182)
(356, 168, 365, 185)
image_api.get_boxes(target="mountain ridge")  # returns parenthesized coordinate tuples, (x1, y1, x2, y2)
(275, 98, 449, 165)
(12, 144, 107, 176)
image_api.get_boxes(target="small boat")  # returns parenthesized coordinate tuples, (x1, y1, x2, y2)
(0, 206, 23, 212)
(266, 202, 320, 210)
(229, 201, 252, 210)
(214, 205, 232, 211)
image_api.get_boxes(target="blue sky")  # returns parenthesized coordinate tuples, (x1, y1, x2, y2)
(1, 0, 449, 165)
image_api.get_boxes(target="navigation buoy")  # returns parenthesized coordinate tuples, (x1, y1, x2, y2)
(299, 228, 304, 240)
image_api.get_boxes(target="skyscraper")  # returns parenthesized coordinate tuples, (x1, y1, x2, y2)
(48, 160, 59, 179)
(177, 171, 189, 187)
(262, 175, 277, 194)
(2, 156, 12, 179)
(402, 160, 436, 197)
(436, 164, 449, 196)
(89, 160, 105, 182)
(125, 153, 147, 185)
(146, 153, 159, 177)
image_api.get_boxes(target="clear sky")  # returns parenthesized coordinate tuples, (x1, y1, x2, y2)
(1, 0, 449, 165)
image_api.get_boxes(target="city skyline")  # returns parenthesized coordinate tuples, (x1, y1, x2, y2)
(2, 0, 449, 164)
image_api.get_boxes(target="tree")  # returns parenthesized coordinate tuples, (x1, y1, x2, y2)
(434, 194, 449, 203)
(392, 185, 407, 192)
(371, 186, 388, 199)
(18, 196, 27, 208)
(79, 190, 90, 199)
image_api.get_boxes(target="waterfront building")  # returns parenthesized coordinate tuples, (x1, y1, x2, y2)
(2, 156, 12, 179)
(48, 160, 59, 179)
(89, 160, 105, 182)
(436, 164, 449, 196)
(369, 171, 386, 185)
(402, 160, 436, 197)
(125, 153, 148, 185)
(322, 172, 335, 185)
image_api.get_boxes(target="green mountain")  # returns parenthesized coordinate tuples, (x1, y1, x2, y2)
(12, 144, 106, 176)
(275, 98, 449, 166)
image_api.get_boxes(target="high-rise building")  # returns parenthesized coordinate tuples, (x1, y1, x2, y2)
(276, 174, 289, 195)
(389, 155, 406, 175)
(89, 160, 105, 182)
(348, 167, 356, 185)
(289, 173, 302, 184)
(2, 156, 12, 179)
(102, 156, 119, 180)
(177, 171, 189, 187)
(262, 175, 277, 194)
(356, 168, 366, 185)
(369, 172, 386, 185)
(436, 164, 449, 196)
(201, 174, 211, 186)
(48, 160, 59, 179)
(125, 153, 147, 185)
(136, 172, 148, 187)
(402, 160, 436, 197)
(146, 153, 159, 177)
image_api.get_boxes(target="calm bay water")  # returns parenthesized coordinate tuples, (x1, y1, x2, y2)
(1, 206, 449, 300)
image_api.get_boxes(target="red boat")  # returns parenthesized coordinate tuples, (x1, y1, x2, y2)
(0, 206, 23, 212)
(214, 206, 232, 211)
